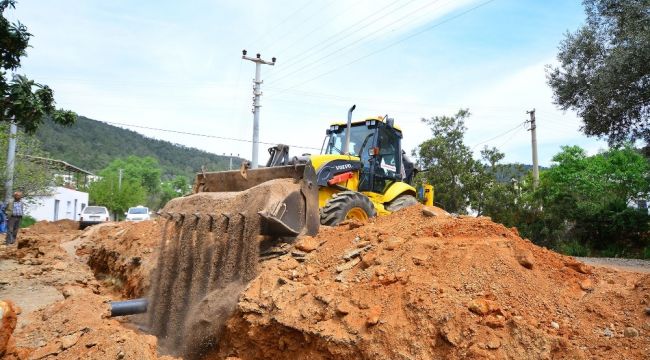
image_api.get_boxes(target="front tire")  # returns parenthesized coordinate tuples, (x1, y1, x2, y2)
(320, 191, 377, 226)
(385, 194, 419, 212)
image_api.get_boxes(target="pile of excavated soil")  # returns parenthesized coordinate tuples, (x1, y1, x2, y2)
(0, 221, 179, 360)
(29, 219, 80, 233)
(81, 221, 162, 298)
(31, 205, 650, 359)
(208, 205, 649, 360)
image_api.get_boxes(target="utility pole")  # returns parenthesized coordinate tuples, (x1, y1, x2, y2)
(242, 49, 276, 169)
(118, 168, 123, 191)
(229, 153, 233, 171)
(4, 120, 17, 203)
(526, 109, 539, 189)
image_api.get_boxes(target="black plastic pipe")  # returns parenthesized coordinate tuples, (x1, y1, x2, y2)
(110, 298, 148, 317)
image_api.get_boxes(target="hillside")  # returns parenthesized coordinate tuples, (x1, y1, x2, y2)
(35, 116, 244, 179)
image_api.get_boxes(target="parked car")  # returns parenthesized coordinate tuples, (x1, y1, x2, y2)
(79, 206, 110, 229)
(125, 205, 151, 221)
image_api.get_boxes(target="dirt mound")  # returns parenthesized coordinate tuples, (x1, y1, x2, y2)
(28, 219, 80, 233)
(5, 287, 177, 360)
(0, 300, 17, 357)
(81, 221, 162, 298)
(209, 205, 649, 359)
(0, 219, 179, 360)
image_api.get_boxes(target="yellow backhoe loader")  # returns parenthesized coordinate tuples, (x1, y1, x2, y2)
(186, 104, 433, 235)
(113, 106, 434, 356)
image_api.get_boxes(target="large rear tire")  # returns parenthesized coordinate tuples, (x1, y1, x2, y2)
(320, 191, 377, 226)
(385, 194, 419, 212)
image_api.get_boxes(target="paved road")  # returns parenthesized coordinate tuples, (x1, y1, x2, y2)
(577, 257, 650, 273)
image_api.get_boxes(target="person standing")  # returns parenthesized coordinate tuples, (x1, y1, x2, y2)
(5, 191, 24, 245)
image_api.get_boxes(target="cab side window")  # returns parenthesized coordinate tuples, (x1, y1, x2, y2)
(371, 128, 401, 193)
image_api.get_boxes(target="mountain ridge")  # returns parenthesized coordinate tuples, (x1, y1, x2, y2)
(35, 116, 244, 179)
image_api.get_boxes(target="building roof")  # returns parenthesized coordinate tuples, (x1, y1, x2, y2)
(18, 154, 95, 176)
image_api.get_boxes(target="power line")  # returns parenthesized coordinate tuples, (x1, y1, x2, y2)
(256, 1, 340, 53)
(247, 2, 313, 50)
(271, 1, 368, 57)
(497, 125, 526, 148)
(471, 121, 525, 150)
(267, 0, 498, 98)
(268, 0, 415, 75)
(101, 120, 321, 151)
(267, 0, 444, 86)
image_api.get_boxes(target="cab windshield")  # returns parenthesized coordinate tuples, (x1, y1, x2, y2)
(323, 125, 375, 157)
(128, 207, 148, 214)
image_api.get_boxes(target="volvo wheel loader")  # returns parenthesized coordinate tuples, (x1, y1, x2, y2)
(187, 104, 430, 234)
(117, 105, 434, 356)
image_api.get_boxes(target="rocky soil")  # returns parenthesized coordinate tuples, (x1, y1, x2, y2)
(1, 206, 649, 359)
(211, 206, 650, 359)
(0, 220, 177, 360)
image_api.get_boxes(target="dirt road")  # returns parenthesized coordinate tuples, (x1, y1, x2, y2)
(577, 257, 650, 273)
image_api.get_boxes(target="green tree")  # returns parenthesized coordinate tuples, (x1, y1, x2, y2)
(100, 156, 162, 195)
(547, 0, 650, 144)
(527, 145, 650, 255)
(0, 123, 60, 200)
(415, 109, 482, 213)
(158, 175, 191, 209)
(1, 0, 75, 131)
(88, 174, 146, 219)
(472, 146, 523, 226)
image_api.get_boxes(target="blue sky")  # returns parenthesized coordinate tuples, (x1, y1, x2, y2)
(7, 0, 606, 167)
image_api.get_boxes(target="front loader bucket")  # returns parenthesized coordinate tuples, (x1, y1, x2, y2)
(147, 163, 319, 357)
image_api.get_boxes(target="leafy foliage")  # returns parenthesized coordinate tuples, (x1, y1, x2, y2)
(158, 176, 191, 208)
(529, 145, 650, 253)
(19, 214, 35, 228)
(0, 1, 75, 131)
(547, 0, 650, 144)
(415, 109, 482, 213)
(35, 116, 243, 180)
(414, 108, 650, 258)
(0, 123, 59, 200)
(91, 156, 191, 211)
(88, 173, 147, 219)
(100, 156, 162, 194)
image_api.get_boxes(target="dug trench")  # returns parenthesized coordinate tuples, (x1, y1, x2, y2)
(2, 204, 649, 359)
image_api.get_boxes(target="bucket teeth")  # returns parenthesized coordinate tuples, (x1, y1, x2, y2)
(147, 211, 262, 349)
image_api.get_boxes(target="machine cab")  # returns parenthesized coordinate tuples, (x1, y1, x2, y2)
(322, 117, 404, 194)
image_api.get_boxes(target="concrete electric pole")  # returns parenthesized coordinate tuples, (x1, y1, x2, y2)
(526, 109, 539, 189)
(242, 50, 276, 169)
(118, 168, 123, 191)
(4, 120, 17, 203)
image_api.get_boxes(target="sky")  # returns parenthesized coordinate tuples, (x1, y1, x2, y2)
(7, 0, 608, 167)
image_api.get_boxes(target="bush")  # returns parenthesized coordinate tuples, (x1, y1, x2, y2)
(556, 240, 589, 257)
(20, 215, 37, 228)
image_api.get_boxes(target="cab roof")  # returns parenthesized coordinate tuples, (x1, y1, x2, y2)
(329, 116, 402, 132)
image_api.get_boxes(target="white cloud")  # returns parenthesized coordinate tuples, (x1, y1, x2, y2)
(7, 0, 605, 169)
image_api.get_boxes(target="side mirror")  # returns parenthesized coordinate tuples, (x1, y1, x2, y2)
(124, 212, 128, 216)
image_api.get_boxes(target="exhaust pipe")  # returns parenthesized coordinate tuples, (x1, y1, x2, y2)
(110, 298, 148, 317)
(343, 104, 356, 155)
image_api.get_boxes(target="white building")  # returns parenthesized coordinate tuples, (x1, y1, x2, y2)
(21, 156, 94, 221)
(28, 186, 89, 221)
